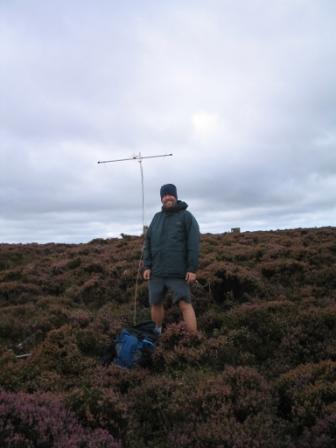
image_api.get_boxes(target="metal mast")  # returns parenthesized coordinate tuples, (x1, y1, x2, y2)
(98, 152, 173, 234)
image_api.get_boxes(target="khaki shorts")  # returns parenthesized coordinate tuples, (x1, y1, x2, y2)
(149, 276, 191, 306)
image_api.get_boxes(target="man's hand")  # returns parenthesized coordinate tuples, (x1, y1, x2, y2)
(143, 269, 151, 280)
(185, 272, 196, 284)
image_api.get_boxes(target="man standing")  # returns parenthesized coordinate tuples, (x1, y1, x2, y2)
(143, 184, 200, 333)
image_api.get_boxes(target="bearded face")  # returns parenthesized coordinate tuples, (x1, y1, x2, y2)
(161, 194, 177, 208)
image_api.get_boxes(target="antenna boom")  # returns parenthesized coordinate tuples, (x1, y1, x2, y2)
(97, 152, 174, 233)
(98, 153, 173, 164)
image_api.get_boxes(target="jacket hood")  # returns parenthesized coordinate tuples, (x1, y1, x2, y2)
(162, 200, 188, 213)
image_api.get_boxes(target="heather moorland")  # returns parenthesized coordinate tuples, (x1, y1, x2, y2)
(1, 226, 336, 447)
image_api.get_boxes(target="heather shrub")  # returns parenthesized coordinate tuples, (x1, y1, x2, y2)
(0, 352, 77, 394)
(0, 300, 75, 351)
(221, 301, 293, 370)
(308, 265, 336, 288)
(277, 361, 336, 433)
(41, 274, 67, 296)
(0, 389, 121, 447)
(0, 305, 34, 341)
(204, 262, 262, 302)
(76, 275, 110, 308)
(261, 259, 307, 285)
(94, 303, 131, 335)
(89, 238, 110, 245)
(32, 370, 63, 393)
(68, 309, 93, 328)
(27, 306, 73, 343)
(196, 306, 228, 335)
(0, 350, 23, 391)
(278, 307, 336, 368)
(126, 375, 178, 447)
(127, 367, 286, 448)
(133, 281, 149, 307)
(152, 323, 205, 371)
(31, 325, 94, 376)
(77, 278, 128, 308)
(83, 261, 106, 274)
(169, 414, 288, 448)
(67, 256, 82, 269)
(153, 340, 207, 372)
(0, 247, 27, 270)
(156, 322, 203, 350)
(152, 323, 256, 373)
(199, 333, 256, 370)
(66, 387, 128, 440)
(0, 281, 41, 305)
(299, 414, 336, 448)
(50, 258, 72, 275)
(0, 267, 26, 282)
(203, 327, 256, 370)
(76, 328, 109, 356)
(89, 364, 148, 394)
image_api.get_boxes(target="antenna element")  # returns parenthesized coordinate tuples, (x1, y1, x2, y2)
(98, 152, 173, 234)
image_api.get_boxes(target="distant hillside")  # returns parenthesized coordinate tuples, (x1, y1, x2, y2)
(1, 227, 336, 447)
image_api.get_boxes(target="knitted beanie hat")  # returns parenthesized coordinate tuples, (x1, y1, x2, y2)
(160, 184, 178, 200)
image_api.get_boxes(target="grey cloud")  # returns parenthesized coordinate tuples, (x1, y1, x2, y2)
(1, 0, 336, 242)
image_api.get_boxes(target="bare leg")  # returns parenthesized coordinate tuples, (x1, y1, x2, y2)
(151, 304, 165, 327)
(178, 300, 197, 332)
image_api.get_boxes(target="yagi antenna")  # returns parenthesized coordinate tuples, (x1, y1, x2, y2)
(98, 152, 173, 234)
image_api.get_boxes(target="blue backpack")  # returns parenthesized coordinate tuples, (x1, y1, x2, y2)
(101, 321, 158, 369)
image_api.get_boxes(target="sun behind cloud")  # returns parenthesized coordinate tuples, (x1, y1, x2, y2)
(191, 111, 220, 139)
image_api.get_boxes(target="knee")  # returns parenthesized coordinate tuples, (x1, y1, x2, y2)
(151, 304, 164, 312)
(178, 299, 191, 312)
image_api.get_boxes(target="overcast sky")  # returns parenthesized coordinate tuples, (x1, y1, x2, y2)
(1, 0, 336, 243)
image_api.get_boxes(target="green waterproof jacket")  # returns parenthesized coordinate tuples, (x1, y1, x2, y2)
(143, 200, 200, 278)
